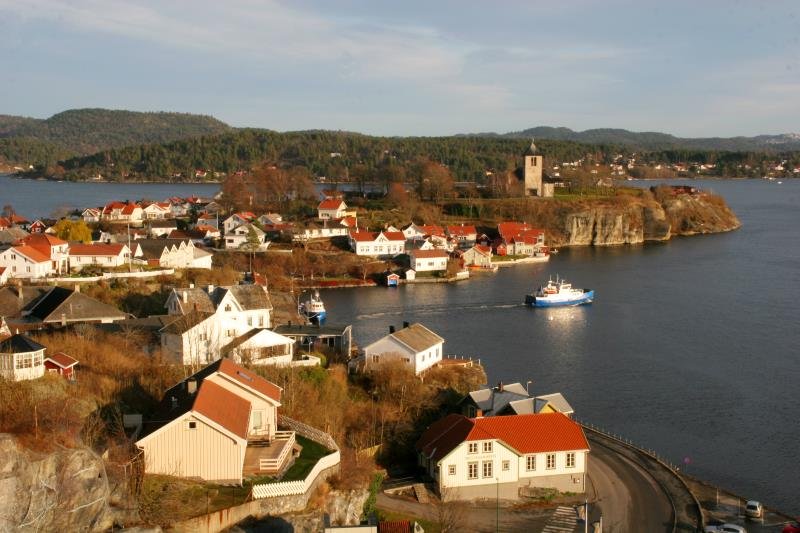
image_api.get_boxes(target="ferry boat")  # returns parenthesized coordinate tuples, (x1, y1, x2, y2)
(525, 276, 594, 307)
(299, 290, 327, 324)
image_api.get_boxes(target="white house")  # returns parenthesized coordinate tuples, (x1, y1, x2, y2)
(349, 230, 406, 257)
(68, 243, 131, 271)
(293, 218, 352, 242)
(136, 359, 294, 485)
(317, 198, 347, 220)
(223, 212, 257, 235)
(134, 239, 212, 269)
(461, 245, 493, 268)
(166, 284, 272, 327)
(417, 413, 590, 501)
(410, 249, 449, 273)
(102, 202, 144, 224)
(0, 233, 69, 279)
(82, 208, 102, 224)
(363, 322, 444, 375)
(142, 202, 172, 220)
(447, 225, 478, 248)
(222, 328, 308, 366)
(0, 334, 46, 381)
(148, 220, 179, 238)
(224, 223, 269, 250)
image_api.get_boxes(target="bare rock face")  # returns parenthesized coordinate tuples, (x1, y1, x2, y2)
(563, 205, 646, 246)
(325, 488, 370, 526)
(661, 194, 741, 235)
(0, 434, 138, 532)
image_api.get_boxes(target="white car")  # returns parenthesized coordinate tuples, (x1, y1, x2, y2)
(744, 500, 763, 518)
(704, 524, 747, 533)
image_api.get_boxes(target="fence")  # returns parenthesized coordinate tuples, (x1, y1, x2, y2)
(258, 431, 296, 472)
(33, 269, 175, 283)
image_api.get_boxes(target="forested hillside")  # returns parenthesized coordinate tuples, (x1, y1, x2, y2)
(0, 108, 232, 156)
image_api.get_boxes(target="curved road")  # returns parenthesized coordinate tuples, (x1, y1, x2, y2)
(587, 437, 673, 532)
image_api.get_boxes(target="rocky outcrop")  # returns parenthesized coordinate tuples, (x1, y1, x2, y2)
(0, 434, 138, 532)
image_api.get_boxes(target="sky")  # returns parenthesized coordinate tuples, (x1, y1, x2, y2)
(1, 0, 799, 137)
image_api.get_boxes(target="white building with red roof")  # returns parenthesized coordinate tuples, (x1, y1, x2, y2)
(102, 202, 144, 224)
(447, 224, 478, 248)
(68, 243, 131, 271)
(0, 233, 69, 278)
(317, 198, 347, 220)
(136, 359, 293, 485)
(222, 212, 257, 235)
(142, 202, 172, 220)
(410, 249, 449, 272)
(348, 230, 406, 257)
(417, 412, 589, 500)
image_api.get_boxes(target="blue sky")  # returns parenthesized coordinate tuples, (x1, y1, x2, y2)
(1, 0, 798, 137)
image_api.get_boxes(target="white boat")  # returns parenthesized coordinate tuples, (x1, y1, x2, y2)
(525, 276, 594, 307)
(299, 290, 326, 324)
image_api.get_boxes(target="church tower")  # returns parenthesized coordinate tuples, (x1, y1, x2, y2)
(523, 139, 544, 197)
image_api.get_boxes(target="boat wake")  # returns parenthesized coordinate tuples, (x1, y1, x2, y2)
(357, 303, 523, 320)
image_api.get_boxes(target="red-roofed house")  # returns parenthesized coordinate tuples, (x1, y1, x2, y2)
(317, 198, 347, 220)
(410, 249, 449, 272)
(417, 413, 589, 500)
(495, 222, 546, 257)
(349, 230, 406, 257)
(142, 202, 172, 219)
(44, 352, 79, 380)
(461, 244, 493, 268)
(447, 224, 478, 248)
(0, 233, 69, 278)
(136, 359, 294, 485)
(223, 212, 257, 235)
(68, 243, 131, 271)
(102, 202, 144, 224)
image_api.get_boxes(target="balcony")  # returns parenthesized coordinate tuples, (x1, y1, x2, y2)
(243, 430, 296, 477)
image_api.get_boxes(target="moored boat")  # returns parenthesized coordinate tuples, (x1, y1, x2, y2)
(299, 290, 327, 324)
(525, 276, 594, 307)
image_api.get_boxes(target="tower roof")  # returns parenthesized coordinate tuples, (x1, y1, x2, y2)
(525, 138, 537, 156)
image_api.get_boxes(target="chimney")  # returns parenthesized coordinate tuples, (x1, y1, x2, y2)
(182, 290, 188, 304)
(403, 321, 410, 329)
(207, 284, 214, 294)
(61, 313, 67, 327)
(476, 409, 483, 418)
(497, 381, 504, 392)
(389, 325, 395, 334)
(186, 378, 197, 394)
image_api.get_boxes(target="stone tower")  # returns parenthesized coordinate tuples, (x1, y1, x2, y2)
(523, 139, 544, 197)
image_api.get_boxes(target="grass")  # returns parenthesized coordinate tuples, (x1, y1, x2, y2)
(245, 435, 333, 485)
(138, 475, 250, 525)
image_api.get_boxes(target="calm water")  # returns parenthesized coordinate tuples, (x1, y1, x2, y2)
(0, 174, 220, 218)
(320, 179, 800, 514)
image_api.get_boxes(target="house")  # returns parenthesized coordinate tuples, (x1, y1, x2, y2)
(0, 266, 9, 285)
(220, 328, 312, 367)
(257, 213, 283, 226)
(0, 233, 69, 279)
(292, 219, 351, 242)
(0, 333, 46, 381)
(447, 225, 478, 248)
(495, 222, 545, 256)
(273, 323, 353, 359)
(224, 223, 269, 251)
(460, 383, 575, 418)
(102, 202, 144, 224)
(136, 359, 296, 485)
(165, 284, 273, 329)
(349, 231, 406, 257)
(416, 413, 589, 501)
(133, 239, 212, 269)
(148, 219, 179, 238)
(461, 245, 493, 268)
(68, 243, 131, 271)
(82, 208, 102, 224)
(44, 351, 78, 380)
(195, 212, 219, 230)
(24, 286, 129, 325)
(363, 322, 444, 375)
(158, 311, 229, 365)
(223, 212, 257, 235)
(28, 219, 48, 234)
(503, 393, 575, 418)
(142, 202, 172, 220)
(318, 198, 347, 220)
(410, 249, 449, 273)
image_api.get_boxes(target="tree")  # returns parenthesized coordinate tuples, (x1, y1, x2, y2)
(239, 225, 262, 273)
(413, 158, 455, 204)
(1, 204, 14, 218)
(52, 219, 92, 243)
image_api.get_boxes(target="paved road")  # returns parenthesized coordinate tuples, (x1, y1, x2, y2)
(587, 438, 673, 532)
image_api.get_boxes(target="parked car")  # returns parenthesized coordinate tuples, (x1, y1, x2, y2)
(744, 500, 762, 518)
(782, 522, 800, 533)
(704, 524, 747, 533)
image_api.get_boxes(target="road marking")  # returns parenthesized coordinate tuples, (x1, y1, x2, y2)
(541, 506, 577, 532)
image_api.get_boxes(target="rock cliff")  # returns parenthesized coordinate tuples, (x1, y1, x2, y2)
(0, 434, 138, 532)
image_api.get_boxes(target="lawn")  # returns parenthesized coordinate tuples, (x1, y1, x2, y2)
(246, 435, 333, 485)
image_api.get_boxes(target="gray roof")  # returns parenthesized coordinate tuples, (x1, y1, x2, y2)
(226, 285, 272, 311)
(389, 323, 443, 353)
(148, 220, 178, 228)
(463, 382, 530, 416)
(0, 286, 51, 318)
(0, 227, 29, 245)
(533, 393, 574, 415)
(159, 311, 213, 335)
(173, 288, 216, 313)
(27, 287, 129, 323)
(135, 238, 192, 260)
(0, 333, 45, 354)
(172, 285, 272, 314)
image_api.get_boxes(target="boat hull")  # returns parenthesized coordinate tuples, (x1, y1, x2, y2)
(304, 310, 327, 324)
(525, 290, 594, 307)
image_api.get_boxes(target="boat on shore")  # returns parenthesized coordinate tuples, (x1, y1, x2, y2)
(525, 276, 594, 307)
(299, 290, 327, 324)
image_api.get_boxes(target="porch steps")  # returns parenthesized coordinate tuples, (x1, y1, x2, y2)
(413, 483, 430, 504)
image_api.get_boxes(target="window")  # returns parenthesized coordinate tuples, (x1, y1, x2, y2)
(372, 355, 380, 363)
(483, 441, 493, 453)
(188, 421, 196, 429)
(467, 462, 478, 479)
(502, 460, 510, 471)
(468, 442, 478, 454)
(482, 461, 493, 478)
(526, 455, 536, 471)
(566, 452, 576, 468)
(448, 465, 456, 476)
(546, 454, 556, 469)
(225, 304, 232, 312)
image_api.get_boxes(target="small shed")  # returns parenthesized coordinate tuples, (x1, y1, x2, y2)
(44, 352, 79, 381)
(386, 273, 400, 287)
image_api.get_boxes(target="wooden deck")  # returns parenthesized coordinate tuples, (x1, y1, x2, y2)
(242, 431, 296, 477)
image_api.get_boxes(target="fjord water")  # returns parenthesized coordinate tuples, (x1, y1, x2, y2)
(322, 179, 800, 514)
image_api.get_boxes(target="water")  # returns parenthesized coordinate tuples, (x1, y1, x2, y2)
(320, 179, 800, 514)
(0, 174, 220, 218)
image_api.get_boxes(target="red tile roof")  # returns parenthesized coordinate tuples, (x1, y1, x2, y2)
(193, 380, 251, 439)
(69, 243, 126, 256)
(19, 233, 67, 257)
(379, 521, 413, 533)
(45, 351, 79, 368)
(0, 217, 10, 228)
(497, 222, 530, 239)
(10, 244, 50, 263)
(382, 231, 405, 242)
(447, 225, 477, 237)
(217, 358, 282, 402)
(419, 224, 445, 237)
(473, 245, 492, 256)
(121, 203, 141, 215)
(318, 198, 345, 210)
(350, 231, 377, 242)
(418, 413, 588, 462)
(412, 249, 449, 259)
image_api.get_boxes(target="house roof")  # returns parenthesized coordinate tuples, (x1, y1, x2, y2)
(45, 351, 79, 368)
(68, 243, 126, 257)
(273, 323, 350, 336)
(497, 222, 530, 240)
(216, 358, 282, 402)
(412, 249, 449, 259)
(0, 227, 29, 245)
(192, 380, 251, 439)
(388, 323, 443, 353)
(9, 244, 50, 263)
(447, 225, 477, 237)
(0, 333, 45, 354)
(226, 285, 273, 311)
(464, 384, 529, 416)
(533, 393, 574, 415)
(378, 521, 413, 533)
(0, 286, 51, 318)
(159, 310, 213, 334)
(149, 220, 178, 228)
(418, 413, 589, 462)
(318, 198, 345, 210)
(349, 231, 378, 242)
(222, 328, 293, 356)
(27, 286, 128, 323)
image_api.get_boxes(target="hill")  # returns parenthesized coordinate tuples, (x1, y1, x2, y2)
(0, 108, 232, 156)
(467, 126, 800, 152)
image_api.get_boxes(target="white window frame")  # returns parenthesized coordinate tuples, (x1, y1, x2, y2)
(482, 461, 493, 478)
(566, 452, 576, 468)
(483, 441, 493, 453)
(526, 455, 536, 471)
(467, 462, 478, 480)
(448, 465, 456, 476)
(546, 453, 556, 470)
(468, 442, 478, 454)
